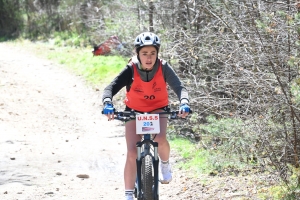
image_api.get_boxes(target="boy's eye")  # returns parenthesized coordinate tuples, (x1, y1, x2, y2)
(141, 52, 156, 56)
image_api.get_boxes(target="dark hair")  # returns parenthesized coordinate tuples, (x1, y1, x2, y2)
(136, 45, 159, 55)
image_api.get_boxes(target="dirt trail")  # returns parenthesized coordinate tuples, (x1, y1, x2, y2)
(0, 43, 127, 199)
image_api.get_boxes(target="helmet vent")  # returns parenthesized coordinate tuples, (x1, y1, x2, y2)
(134, 32, 161, 50)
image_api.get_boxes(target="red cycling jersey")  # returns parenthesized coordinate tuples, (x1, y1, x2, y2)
(124, 61, 168, 112)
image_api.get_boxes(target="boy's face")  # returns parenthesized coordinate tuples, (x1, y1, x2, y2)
(138, 46, 157, 71)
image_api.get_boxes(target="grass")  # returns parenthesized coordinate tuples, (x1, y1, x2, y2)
(168, 114, 252, 177)
(168, 136, 249, 176)
(45, 47, 127, 84)
(4, 39, 128, 85)
(169, 137, 211, 174)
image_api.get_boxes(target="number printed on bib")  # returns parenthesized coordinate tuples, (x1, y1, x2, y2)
(136, 114, 160, 134)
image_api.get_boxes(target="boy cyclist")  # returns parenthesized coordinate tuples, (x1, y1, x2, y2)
(102, 32, 190, 200)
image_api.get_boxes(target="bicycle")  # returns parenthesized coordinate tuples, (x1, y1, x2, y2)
(110, 109, 190, 200)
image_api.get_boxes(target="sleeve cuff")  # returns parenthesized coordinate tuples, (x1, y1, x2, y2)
(180, 98, 189, 104)
(103, 98, 112, 104)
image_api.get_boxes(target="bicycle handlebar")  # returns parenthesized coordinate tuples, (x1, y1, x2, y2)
(102, 110, 192, 121)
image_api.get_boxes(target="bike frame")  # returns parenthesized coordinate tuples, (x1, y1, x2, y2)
(136, 133, 159, 199)
(110, 110, 188, 200)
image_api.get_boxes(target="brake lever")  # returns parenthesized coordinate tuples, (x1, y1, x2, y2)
(170, 113, 177, 119)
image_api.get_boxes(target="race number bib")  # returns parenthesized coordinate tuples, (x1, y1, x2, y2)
(136, 114, 160, 134)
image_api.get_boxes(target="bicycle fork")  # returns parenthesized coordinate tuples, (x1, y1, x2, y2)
(136, 139, 159, 199)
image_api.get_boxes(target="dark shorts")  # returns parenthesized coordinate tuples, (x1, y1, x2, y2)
(124, 105, 170, 113)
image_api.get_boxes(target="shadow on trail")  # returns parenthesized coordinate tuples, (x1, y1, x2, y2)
(0, 169, 34, 186)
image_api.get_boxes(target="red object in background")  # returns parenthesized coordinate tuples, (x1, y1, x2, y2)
(92, 36, 122, 56)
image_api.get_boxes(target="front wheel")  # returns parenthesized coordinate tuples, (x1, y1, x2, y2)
(141, 155, 153, 200)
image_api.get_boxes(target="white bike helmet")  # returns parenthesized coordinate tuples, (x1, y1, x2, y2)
(134, 32, 161, 53)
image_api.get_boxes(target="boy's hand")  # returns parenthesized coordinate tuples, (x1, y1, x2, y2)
(178, 103, 190, 118)
(103, 102, 114, 120)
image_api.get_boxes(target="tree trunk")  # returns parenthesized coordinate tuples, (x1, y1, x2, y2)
(149, 0, 154, 31)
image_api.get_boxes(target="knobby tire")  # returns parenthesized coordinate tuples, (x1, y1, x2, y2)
(141, 155, 153, 200)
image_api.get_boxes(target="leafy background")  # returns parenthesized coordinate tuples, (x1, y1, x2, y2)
(1, 0, 300, 198)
